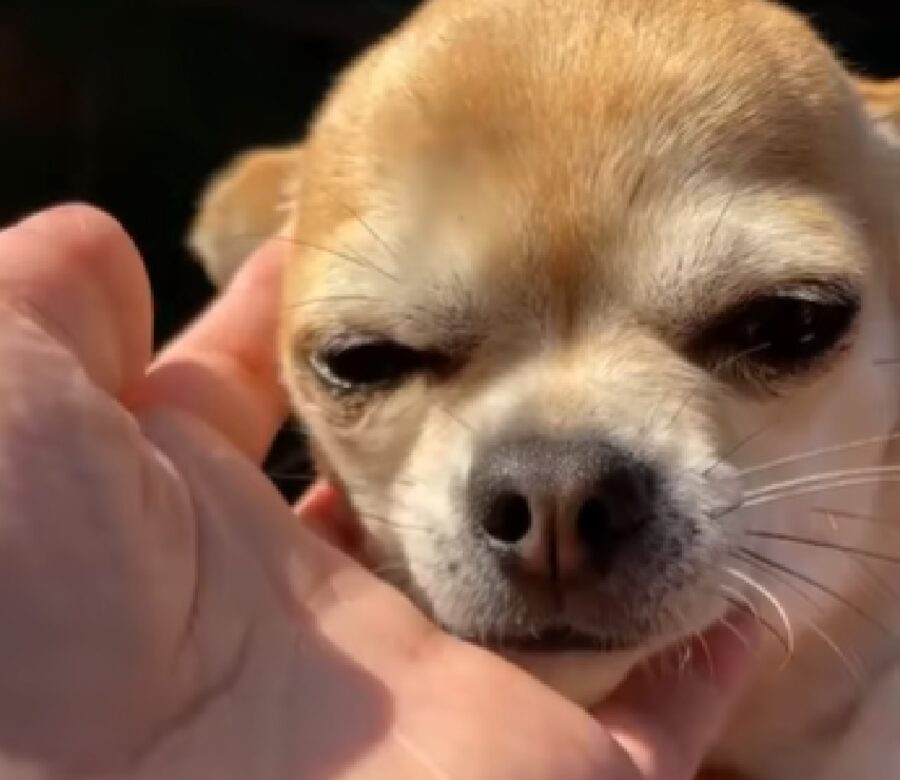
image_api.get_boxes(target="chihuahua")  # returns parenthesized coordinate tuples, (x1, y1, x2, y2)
(189, 1, 900, 776)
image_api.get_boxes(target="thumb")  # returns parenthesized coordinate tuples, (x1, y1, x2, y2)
(594, 612, 758, 780)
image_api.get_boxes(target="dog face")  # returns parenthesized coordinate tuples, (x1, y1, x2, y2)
(192, 0, 900, 703)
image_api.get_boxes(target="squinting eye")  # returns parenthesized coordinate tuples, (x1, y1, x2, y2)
(309, 334, 448, 393)
(693, 286, 860, 377)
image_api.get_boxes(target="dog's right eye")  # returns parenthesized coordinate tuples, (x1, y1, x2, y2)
(309, 334, 447, 393)
(689, 282, 861, 385)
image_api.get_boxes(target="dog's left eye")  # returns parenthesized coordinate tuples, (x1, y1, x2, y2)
(694, 287, 860, 377)
(310, 335, 446, 393)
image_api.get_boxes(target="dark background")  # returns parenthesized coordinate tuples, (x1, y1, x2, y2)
(1, 0, 897, 493)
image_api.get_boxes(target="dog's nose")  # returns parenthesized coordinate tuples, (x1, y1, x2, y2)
(468, 435, 657, 580)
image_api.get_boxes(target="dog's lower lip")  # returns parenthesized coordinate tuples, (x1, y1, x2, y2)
(479, 627, 632, 654)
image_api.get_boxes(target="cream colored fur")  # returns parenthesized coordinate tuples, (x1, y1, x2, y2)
(189, 1, 900, 777)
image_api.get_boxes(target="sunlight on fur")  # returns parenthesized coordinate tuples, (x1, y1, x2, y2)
(189, 1, 900, 777)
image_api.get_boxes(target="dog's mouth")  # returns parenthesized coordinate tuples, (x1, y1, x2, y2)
(470, 626, 638, 654)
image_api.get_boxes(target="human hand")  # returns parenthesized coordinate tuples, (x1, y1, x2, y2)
(0, 204, 755, 780)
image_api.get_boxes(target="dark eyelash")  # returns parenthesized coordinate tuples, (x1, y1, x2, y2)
(689, 282, 861, 383)
(309, 334, 451, 394)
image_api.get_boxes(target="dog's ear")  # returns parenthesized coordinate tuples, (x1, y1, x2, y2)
(188, 145, 302, 287)
(855, 77, 900, 147)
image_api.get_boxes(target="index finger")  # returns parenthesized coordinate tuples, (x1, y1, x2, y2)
(130, 242, 288, 463)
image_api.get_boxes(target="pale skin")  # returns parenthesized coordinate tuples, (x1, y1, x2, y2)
(0, 204, 756, 780)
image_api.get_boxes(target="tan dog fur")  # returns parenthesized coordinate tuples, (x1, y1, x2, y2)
(190, 1, 900, 777)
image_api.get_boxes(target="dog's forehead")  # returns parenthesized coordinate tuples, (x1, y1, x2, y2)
(396, 12, 846, 257)
(334, 1, 850, 239)
(289, 0, 866, 329)
(371, 0, 848, 183)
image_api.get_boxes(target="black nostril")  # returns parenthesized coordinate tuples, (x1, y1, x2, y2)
(469, 435, 659, 575)
(483, 492, 532, 544)
(576, 496, 614, 552)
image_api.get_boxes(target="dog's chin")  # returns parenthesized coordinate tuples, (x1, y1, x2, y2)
(443, 627, 648, 706)
(503, 645, 645, 706)
(461, 614, 725, 706)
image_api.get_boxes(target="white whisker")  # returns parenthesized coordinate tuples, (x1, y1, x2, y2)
(717, 583, 759, 624)
(717, 612, 754, 652)
(742, 530, 900, 567)
(739, 548, 899, 640)
(746, 465, 900, 500)
(744, 476, 900, 508)
(723, 565, 795, 663)
(735, 553, 864, 683)
(738, 432, 900, 478)
(696, 628, 715, 680)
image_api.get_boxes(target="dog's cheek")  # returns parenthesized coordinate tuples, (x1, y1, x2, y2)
(386, 412, 488, 620)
